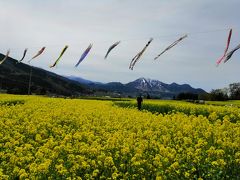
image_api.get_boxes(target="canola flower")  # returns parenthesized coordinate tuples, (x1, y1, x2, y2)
(0, 94, 239, 179)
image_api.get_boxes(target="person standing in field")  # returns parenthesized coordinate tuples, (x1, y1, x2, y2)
(137, 95, 143, 110)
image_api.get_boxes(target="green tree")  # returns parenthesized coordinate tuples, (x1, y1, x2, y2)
(229, 83, 240, 100)
(209, 89, 228, 101)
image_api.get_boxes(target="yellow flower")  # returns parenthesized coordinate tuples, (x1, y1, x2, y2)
(104, 157, 114, 167)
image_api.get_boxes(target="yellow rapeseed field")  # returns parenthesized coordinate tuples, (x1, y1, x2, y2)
(0, 94, 239, 179)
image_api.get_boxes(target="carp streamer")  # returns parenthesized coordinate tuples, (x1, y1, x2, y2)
(17, 48, 28, 63)
(223, 43, 240, 63)
(75, 44, 93, 67)
(0, 49, 10, 65)
(104, 41, 120, 59)
(129, 38, 153, 70)
(28, 47, 46, 63)
(50, 45, 68, 68)
(154, 34, 187, 60)
(216, 29, 232, 65)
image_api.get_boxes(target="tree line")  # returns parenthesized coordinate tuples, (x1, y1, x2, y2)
(176, 83, 240, 101)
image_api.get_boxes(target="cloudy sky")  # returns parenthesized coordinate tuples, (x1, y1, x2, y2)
(0, 0, 240, 91)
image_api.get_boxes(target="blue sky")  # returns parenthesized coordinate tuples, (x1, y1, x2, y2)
(0, 0, 240, 91)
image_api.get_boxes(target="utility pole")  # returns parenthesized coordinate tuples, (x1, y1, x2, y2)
(28, 66, 32, 95)
(0, 76, 2, 90)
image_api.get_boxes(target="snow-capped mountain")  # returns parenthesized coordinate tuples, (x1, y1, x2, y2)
(126, 78, 169, 92)
(127, 78, 204, 94)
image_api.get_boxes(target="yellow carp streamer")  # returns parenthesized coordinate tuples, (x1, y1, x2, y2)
(50, 45, 68, 68)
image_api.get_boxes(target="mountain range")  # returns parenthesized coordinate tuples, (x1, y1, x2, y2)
(68, 76, 206, 99)
(0, 53, 205, 98)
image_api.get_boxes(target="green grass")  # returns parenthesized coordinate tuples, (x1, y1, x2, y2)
(79, 96, 131, 102)
(206, 100, 240, 107)
(114, 99, 240, 123)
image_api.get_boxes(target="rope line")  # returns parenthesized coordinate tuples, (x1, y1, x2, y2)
(0, 27, 235, 50)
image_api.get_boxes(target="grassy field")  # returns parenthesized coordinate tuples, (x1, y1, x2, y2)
(206, 100, 240, 107)
(0, 94, 239, 179)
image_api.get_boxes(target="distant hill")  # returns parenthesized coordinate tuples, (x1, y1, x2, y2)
(69, 76, 206, 99)
(0, 54, 206, 98)
(67, 76, 102, 85)
(0, 54, 91, 96)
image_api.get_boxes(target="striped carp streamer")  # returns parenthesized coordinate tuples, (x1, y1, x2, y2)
(154, 34, 188, 60)
(223, 43, 240, 63)
(28, 47, 46, 63)
(50, 45, 68, 68)
(0, 49, 10, 65)
(216, 29, 232, 66)
(129, 38, 153, 70)
(104, 41, 120, 59)
(75, 44, 93, 67)
(17, 48, 28, 63)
